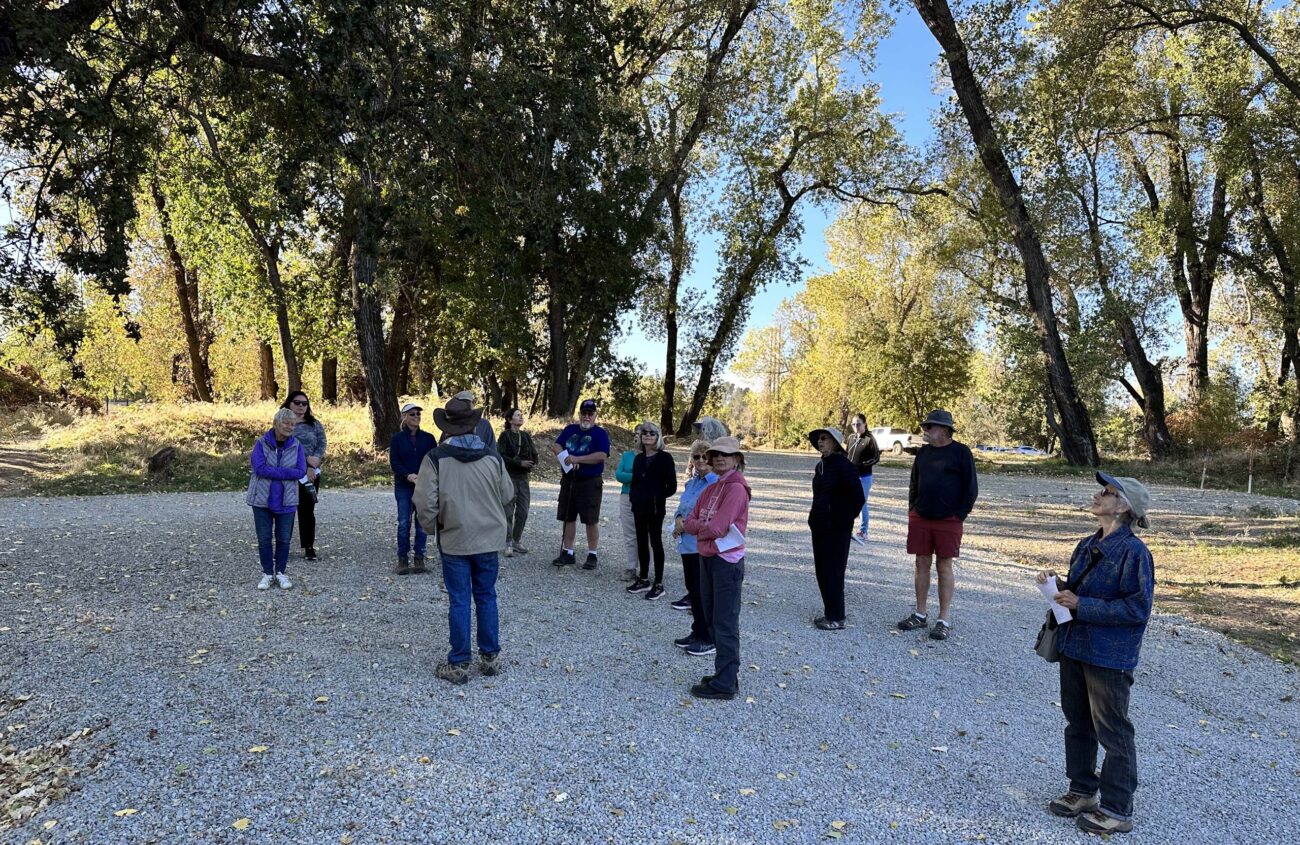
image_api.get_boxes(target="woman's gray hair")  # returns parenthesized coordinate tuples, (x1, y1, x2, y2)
(638, 420, 665, 453)
(273, 408, 298, 427)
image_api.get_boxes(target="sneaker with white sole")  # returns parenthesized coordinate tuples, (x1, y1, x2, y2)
(275, 572, 293, 590)
(257, 575, 273, 591)
(645, 584, 665, 601)
(851, 530, 866, 546)
(670, 595, 691, 611)
(685, 641, 716, 657)
(504, 546, 514, 558)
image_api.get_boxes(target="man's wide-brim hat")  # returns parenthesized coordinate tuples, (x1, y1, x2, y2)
(434, 396, 483, 436)
(921, 409, 956, 432)
(705, 436, 743, 457)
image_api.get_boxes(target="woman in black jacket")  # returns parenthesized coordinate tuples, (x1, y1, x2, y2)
(497, 408, 538, 557)
(625, 421, 677, 601)
(808, 426, 866, 630)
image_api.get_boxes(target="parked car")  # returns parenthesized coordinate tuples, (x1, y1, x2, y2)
(871, 426, 924, 456)
(1012, 445, 1048, 456)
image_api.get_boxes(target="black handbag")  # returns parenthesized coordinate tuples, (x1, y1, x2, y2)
(1035, 547, 1102, 663)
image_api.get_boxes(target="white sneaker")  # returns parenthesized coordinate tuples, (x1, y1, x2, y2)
(275, 572, 293, 590)
(257, 575, 273, 591)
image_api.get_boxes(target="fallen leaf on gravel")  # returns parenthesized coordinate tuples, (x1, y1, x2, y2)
(446, 729, 461, 736)
(43, 820, 57, 830)
(818, 743, 829, 752)
(314, 696, 329, 703)
(745, 696, 756, 704)
(773, 819, 797, 830)
(909, 649, 919, 656)
(609, 807, 624, 817)
(749, 664, 760, 671)
(846, 763, 859, 770)
(248, 745, 269, 753)
(553, 792, 569, 802)
(739, 788, 756, 796)
(777, 683, 787, 689)
(890, 693, 908, 699)
(930, 746, 948, 753)
(776, 772, 788, 780)
(114, 808, 138, 817)
(340, 836, 353, 845)
(830, 820, 847, 830)
(417, 756, 431, 764)
(232, 818, 250, 830)
(724, 806, 738, 815)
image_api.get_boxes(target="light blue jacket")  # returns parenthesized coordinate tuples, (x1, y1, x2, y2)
(615, 450, 636, 495)
(674, 472, 718, 554)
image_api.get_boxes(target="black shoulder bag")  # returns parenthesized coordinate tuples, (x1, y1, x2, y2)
(1034, 546, 1103, 663)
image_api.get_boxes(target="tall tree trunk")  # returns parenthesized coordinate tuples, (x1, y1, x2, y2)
(196, 110, 301, 391)
(1071, 176, 1173, 457)
(258, 340, 278, 400)
(150, 178, 213, 402)
(545, 269, 572, 417)
(660, 175, 687, 432)
(350, 179, 400, 448)
(321, 357, 338, 404)
(911, 0, 1099, 466)
(1166, 151, 1226, 401)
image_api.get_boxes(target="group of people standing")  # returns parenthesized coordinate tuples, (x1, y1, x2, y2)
(244, 395, 1156, 834)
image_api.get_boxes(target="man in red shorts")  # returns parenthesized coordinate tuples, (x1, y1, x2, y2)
(897, 409, 978, 641)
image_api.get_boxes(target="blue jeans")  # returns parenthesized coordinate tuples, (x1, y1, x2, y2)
(252, 506, 294, 575)
(858, 474, 874, 536)
(700, 555, 744, 694)
(441, 552, 501, 664)
(1060, 654, 1138, 820)
(394, 484, 427, 558)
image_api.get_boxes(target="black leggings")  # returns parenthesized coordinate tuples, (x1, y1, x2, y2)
(682, 553, 710, 643)
(634, 506, 667, 583)
(298, 476, 319, 550)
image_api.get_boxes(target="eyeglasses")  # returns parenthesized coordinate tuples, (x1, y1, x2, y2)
(641, 431, 657, 436)
(1100, 488, 1121, 498)
(405, 411, 421, 417)
(290, 400, 308, 407)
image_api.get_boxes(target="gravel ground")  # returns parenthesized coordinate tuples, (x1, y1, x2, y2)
(2, 452, 1298, 845)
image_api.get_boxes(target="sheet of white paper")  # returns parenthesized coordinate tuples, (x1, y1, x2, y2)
(556, 449, 573, 474)
(1038, 579, 1073, 625)
(715, 524, 744, 552)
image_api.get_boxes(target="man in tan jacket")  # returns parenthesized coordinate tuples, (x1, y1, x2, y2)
(415, 395, 514, 685)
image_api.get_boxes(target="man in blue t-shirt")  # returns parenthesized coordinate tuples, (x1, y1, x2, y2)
(549, 398, 611, 570)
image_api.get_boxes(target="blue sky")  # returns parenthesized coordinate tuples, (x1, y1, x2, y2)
(615, 7, 943, 376)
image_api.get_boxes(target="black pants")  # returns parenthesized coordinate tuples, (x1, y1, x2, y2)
(701, 555, 744, 693)
(811, 526, 850, 621)
(633, 505, 666, 583)
(1060, 654, 1138, 819)
(682, 553, 710, 643)
(298, 477, 318, 550)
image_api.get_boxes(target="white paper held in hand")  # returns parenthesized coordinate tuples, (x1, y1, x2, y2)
(715, 524, 744, 552)
(556, 449, 573, 474)
(1037, 578, 1073, 625)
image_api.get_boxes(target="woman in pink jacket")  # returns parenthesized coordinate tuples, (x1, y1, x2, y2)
(682, 436, 751, 701)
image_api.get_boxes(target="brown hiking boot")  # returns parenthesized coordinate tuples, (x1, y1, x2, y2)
(435, 661, 469, 685)
(393, 556, 412, 575)
(1076, 810, 1133, 835)
(480, 652, 502, 677)
(410, 555, 428, 574)
(1048, 791, 1099, 818)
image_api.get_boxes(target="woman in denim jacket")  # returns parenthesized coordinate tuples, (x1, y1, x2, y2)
(1037, 472, 1154, 836)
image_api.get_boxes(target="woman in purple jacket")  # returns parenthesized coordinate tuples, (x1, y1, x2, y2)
(246, 408, 306, 590)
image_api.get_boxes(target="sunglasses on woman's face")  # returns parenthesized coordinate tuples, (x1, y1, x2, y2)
(291, 400, 308, 406)
(691, 454, 706, 460)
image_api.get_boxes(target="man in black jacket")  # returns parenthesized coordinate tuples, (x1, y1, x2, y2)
(389, 402, 438, 575)
(808, 427, 866, 630)
(896, 409, 977, 641)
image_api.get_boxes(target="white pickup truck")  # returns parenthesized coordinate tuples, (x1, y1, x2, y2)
(871, 426, 924, 456)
